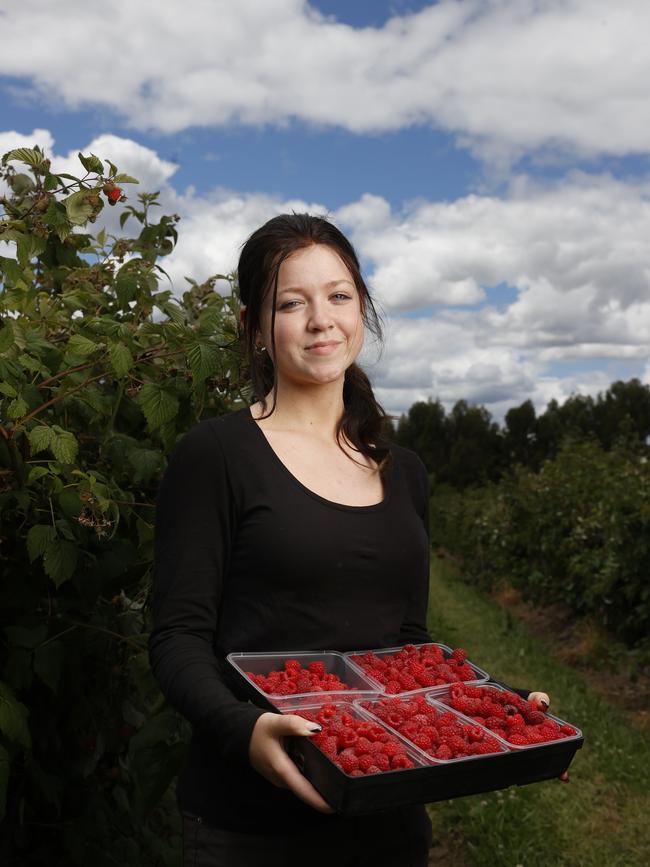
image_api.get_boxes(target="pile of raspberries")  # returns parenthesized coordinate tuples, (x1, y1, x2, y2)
(246, 660, 350, 696)
(445, 683, 577, 745)
(350, 643, 477, 693)
(360, 694, 503, 760)
(295, 705, 416, 775)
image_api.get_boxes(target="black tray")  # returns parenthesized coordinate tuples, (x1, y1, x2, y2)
(285, 695, 583, 815)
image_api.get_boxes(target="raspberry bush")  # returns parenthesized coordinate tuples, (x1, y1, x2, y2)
(0, 145, 247, 865)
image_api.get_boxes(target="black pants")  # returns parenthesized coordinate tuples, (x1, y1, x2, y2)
(182, 805, 432, 867)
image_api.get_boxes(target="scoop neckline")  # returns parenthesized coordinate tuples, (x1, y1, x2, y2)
(242, 406, 392, 513)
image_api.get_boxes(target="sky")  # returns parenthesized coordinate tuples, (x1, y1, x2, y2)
(1, 0, 650, 420)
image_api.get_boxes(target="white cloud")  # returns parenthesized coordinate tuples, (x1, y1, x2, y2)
(2, 129, 649, 418)
(1, 1, 649, 163)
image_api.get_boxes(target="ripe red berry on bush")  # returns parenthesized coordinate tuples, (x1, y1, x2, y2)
(246, 659, 350, 696)
(103, 185, 123, 204)
(361, 694, 504, 760)
(293, 705, 416, 776)
(445, 683, 576, 746)
(350, 643, 477, 693)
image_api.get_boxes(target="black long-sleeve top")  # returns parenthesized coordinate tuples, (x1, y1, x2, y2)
(148, 407, 431, 831)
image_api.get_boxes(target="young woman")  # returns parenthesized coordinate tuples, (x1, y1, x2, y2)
(149, 214, 550, 867)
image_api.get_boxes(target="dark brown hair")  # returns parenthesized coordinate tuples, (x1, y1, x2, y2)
(237, 212, 392, 468)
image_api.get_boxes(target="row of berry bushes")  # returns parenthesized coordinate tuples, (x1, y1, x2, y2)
(0, 147, 246, 865)
(429, 439, 650, 650)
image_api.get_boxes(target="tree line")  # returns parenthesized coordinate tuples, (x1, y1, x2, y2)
(394, 379, 650, 488)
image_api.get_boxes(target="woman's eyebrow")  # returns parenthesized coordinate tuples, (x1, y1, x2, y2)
(278, 279, 354, 295)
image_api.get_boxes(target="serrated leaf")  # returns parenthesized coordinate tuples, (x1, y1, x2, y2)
(63, 188, 103, 227)
(127, 448, 162, 483)
(106, 159, 118, 178)
(16, 233, 47, 266)
(96, 228, 107, 247)
(50, 428, 78, 465)
(0, 256, 24, 286)
(28, 425, 54, 455)
(42, 199, 72, 241)
(119, 211, 131, 229)
(18, 353, 48, 375)
(3, 147, 44, 169)
(26, 524, 57, 562)
(160, 301, 186, 325)
(112, 173, 139, 185)
(78, 152, 104, 174)
(27, 465, 50, 484)
(0, 381, 16, 397)
(0, 681, 31, 750)
(109, 342, 133, 377)
(136, 383, 179, 431)
(43, 538, 77, 586)
(66, 334, 99, 357)
(6, 396, 27, 418)
(0, 324, 14, 354)
(186, 340, 221, 384)
(34, 641, 64, 694)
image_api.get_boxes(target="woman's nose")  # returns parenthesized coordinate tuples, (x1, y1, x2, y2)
(307, 302, 334, 330)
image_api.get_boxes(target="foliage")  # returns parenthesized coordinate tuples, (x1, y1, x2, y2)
(396, 381, 650, 487)
(430, 440, 650, 648)
(0, 145, 247, 865)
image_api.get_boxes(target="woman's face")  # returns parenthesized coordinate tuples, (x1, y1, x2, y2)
(257, 244, 364, 390)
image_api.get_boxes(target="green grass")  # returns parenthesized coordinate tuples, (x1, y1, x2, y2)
(425, 558, 650, 867)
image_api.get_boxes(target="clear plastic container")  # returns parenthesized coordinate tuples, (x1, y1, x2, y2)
(431, 683, 584, 751)
(344, 642, 490, 697)
(355, 694, 508, 765)
(226, 650, 380, 709)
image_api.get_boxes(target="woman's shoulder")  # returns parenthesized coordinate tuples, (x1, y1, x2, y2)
(389, 442, 427, 475)
(172, 408, 253, 458)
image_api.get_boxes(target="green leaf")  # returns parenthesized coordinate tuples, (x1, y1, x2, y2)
(0, 256, 24, 285)
(16, 232, 47, 266)
(6, 396, 27, 418)
(18, 353, 48, 375)
(26, 524, 57, 562)
(0, 381, 17, 397)
(2, 147, 44, 169)
(0, 681, 31, 750)
(28, 425, 54, 455)
(34, 641, 64, 694)
(106, 159, 118, 178)
(136, 383, 179, 431)
(96, 228, 107, 247)
(112, 173, 139, 185)
(78, 152, 104, 174)
(128, 448, 162, 483)
(186, 340, 220, 384)
(4, 624, 48, 649)
(119, 211, 131, 229)
(0, 744, 9, 820)
(42, 199, 72, 242)
(51, 427, 78, 464)
(27, 465, 50, 484)
(43, 538, 78, 586)
(0, 324, 14, 354)
(109, 342, 134, 377)
(66, 333, 99, 357)
(63, 187, 103, 227)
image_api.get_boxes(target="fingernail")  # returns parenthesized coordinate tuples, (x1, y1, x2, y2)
(559, 771, 570, 783)
(308, 724, 322, 733)
(540, 700, 549, 709)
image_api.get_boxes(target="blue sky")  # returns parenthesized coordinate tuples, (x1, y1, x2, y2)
(1, 0, 650, 418)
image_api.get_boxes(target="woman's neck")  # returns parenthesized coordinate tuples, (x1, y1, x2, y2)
(254, 380, 345, 439)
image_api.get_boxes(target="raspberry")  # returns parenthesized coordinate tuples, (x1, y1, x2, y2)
(472, 741, 500, 755)
(353, 736, 372, 756)
(357, 755, 375, 772)
(308, 661, 326, 677)
(507, 732, 531, 746)
(365, 765, 381, 774)
(374, 753, 391, 771)
(412, 733, 432, 750)
(386, 680, 402, 694)
(434, 744, 453, 760)
(337, 752, 359, 774)
(450, 647, 467, 664)
(105, 185, 123, 204)
(560, 724, 576, 736)
(391, 754, 414, 769)
(398, 673, 418, 691)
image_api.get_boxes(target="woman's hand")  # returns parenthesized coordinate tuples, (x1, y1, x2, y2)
(527, 691, 569, 781)
(249, 712, 335, 813)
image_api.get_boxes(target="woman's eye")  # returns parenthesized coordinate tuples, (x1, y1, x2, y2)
(278, 300, 301, 310)
(332, 293, 351, 301)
